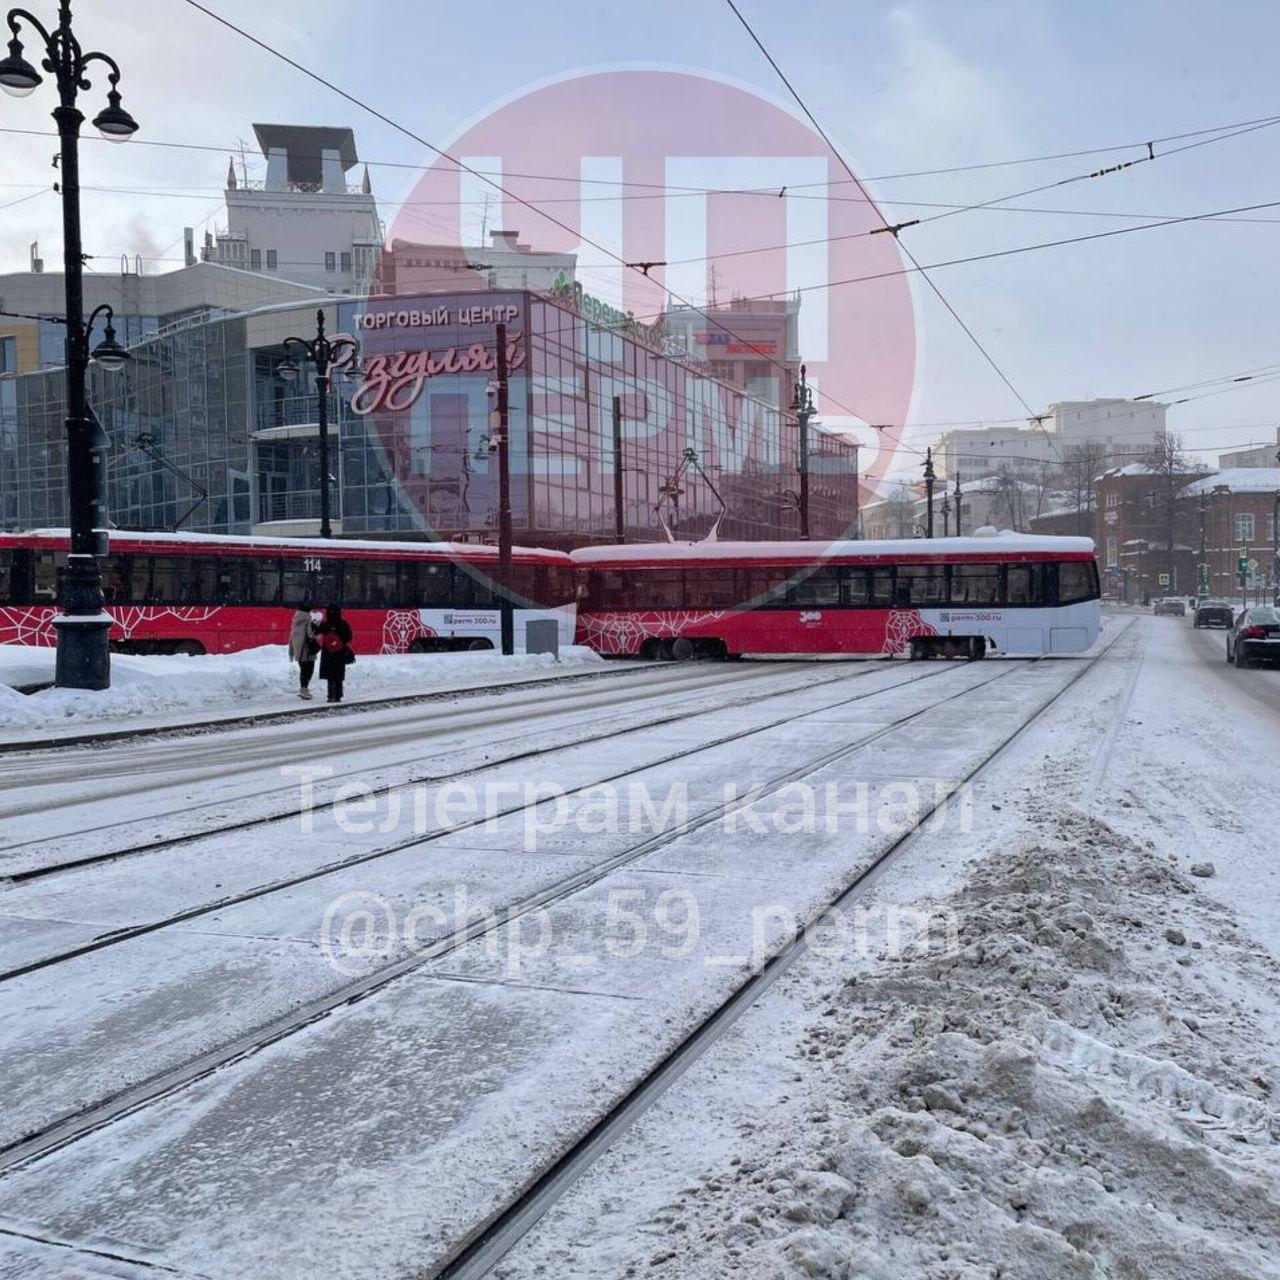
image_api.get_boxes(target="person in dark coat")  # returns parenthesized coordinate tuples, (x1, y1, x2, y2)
(315, 605, 354, 703)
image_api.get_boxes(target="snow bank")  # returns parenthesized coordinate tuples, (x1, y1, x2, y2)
(635, 810, 1280, 1279)
(0, 643, 604, 731)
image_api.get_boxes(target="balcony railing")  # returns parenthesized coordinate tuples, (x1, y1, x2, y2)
(257, 488, 341, 524)
(255, 394, 345, 433)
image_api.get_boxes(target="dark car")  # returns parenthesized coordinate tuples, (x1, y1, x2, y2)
(1194, 602, 1234, 629)
(1226, 606, 1280, 668)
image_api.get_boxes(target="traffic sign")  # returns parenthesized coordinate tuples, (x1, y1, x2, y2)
(1158, 573, 1170, 587)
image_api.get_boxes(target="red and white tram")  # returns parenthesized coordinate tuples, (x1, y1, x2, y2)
(0, 530, 577, 656)
(572, 533, 1101, 659)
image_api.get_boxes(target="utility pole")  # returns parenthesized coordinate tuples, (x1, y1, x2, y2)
(495, 321, 514, 656)
(790, 365, 815, 540)
(923, 447, 936, 539)
(2, 1, 140, 689)
(612, 394, 625, 543)
(953, 473, 963, 537)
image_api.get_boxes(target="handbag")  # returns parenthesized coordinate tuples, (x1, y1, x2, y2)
(344, 648, 356, 665)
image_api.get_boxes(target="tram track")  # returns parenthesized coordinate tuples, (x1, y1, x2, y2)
(1, 659, 901, 881)
(0, 653, 1024, 1173)
(432, 618, 1137, 1280)
(0, 658, 974, 981)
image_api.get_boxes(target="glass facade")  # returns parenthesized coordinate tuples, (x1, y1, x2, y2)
(2, 290, 857, 546)
(343, 291, 858, 545)
(9, 315, 252, 533)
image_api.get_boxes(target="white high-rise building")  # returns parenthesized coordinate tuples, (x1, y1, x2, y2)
(202, 124, 382, 295)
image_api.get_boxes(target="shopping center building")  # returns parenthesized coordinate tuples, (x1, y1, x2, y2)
(4, 285, 858, 546)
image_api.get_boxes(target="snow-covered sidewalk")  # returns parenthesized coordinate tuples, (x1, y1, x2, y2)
(0, 643, 606, 738)
(498, 616, 1280, 1280)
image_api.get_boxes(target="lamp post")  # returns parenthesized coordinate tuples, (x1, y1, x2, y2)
(276, 308, 355, 539)
(923, 446, 936, 539)
(953, 473, 963, 537)
(492, 322, 513, 655)
(2, 1, 139, 689)
(790, 364, 815, 540)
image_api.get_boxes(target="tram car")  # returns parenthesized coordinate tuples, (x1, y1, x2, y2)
(572, 530, 1101, 659)
(0, 530, 577, 656)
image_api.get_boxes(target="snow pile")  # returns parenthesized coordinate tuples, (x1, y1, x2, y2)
(639, 811, 1280, 1279)
(0, 643, 603, 731)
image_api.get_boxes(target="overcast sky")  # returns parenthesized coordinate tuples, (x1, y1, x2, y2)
(2, 0, 1278, 474)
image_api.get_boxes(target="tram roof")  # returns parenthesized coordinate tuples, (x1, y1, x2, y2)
(1, 529, 572, 563)
(571, 532, 1096, 566)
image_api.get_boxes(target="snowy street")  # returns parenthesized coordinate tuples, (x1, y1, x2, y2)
(0, 613, 1276, 1279)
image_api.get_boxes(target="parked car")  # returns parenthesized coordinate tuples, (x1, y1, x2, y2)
(1226, 606, 1280, 668)
(1153, 597, 1187, 617)
(1194, 601, 1235, 629)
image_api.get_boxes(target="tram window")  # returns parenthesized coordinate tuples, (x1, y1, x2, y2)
(410, 561, 452, 607)
(895, 565, 947, 605)
(250, 558, 283, 605)
(787, 568, 841, 608)
(952, 563, 1001, 604)
(506, 563, 541, 604)
(147, 555, 193, 603)
(840, 567, 870, 606)
(281, 563, 312, 606)
(0, 551, 12, 603)
(6, 549, 32, 603)
(590, 569, 628, 608)
(1005, 563, 1044, 606)
(197, 556, 250, 605)
(868, 568, 895, 607)
(637, 569, 684, 609)
(312, 558, 343, 606)
(102, 556, 131, 604)
(743, 565, 790, 606)
(1057, 560, 1098, 605)
(686, 569, 736, 608)
(34, 549, 62, 599)
(348, 559, 399, 607)
(546, 566, 576, 605)
(455, 566, 496, 608)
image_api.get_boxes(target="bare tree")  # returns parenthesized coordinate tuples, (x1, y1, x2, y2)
(1059, 440, 1108, 530)
(1141, 432, 1196, 590)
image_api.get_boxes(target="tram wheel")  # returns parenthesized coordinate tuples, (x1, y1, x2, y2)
(671, 637, 696, 661)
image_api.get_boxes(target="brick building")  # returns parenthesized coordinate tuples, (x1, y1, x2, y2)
(1095, 462, 1212, 601)
(1181, 469, 1280, 603)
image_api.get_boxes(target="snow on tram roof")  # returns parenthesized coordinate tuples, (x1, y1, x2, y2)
(570, 531, 1096, 565)
(2, 528, 570, 561)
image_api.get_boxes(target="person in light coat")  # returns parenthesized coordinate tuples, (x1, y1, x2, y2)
(288, 603, 318, 699)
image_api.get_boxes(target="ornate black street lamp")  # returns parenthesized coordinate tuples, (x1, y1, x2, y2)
(2, 2, 139, 689)
(276, 308, 356, 539)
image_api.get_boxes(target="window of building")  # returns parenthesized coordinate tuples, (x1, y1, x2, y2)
(1106, 490, 1118, 508)
(0, 335, 14, 374)
(340, 251, 352, 274)
(1106, 536, 1118, 568)
(1234, 512, 1255, 543)
(266, 250, 278, 270)
(250, 249, 262, 271)
(325, 252, 336, 273)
